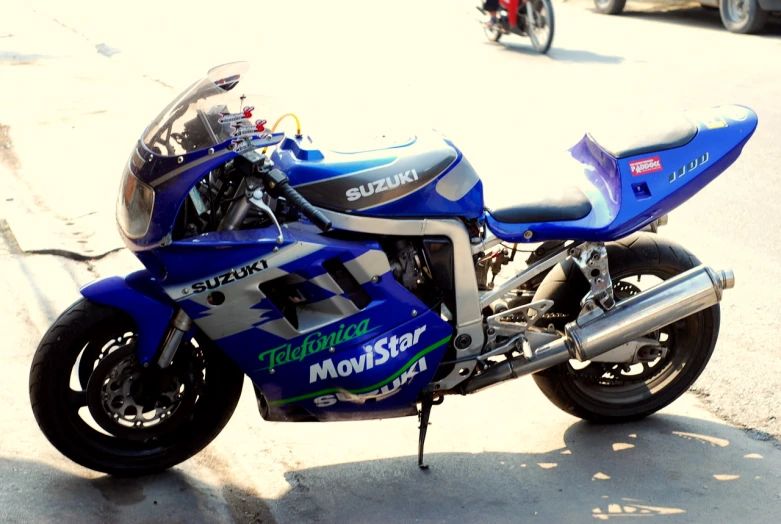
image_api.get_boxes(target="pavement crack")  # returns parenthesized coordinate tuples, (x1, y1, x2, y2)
(45, 15, 86, 38)
(143, 75, 173, 89)
(18, 247, 122, 262)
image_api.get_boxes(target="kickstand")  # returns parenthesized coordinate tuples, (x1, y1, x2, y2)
(417, 393, 435, 470)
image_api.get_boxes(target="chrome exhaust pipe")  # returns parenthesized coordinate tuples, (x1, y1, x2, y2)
(461, 265, 734, 394)
(567, 265, 733, 361)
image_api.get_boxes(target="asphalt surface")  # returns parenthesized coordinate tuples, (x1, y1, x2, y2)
(2, 0, 781, 522)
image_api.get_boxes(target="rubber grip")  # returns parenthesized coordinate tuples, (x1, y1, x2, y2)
(279, 183, 332, 232)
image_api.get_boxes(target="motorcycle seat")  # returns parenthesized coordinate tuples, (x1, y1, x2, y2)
(486, 185, 592, 223)
(587, 111, 697, 159)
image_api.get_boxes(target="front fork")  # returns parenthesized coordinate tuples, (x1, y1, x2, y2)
(524, 1, 535, 28)
(80, 271, 198, 369)
(155, 309, 193, 368)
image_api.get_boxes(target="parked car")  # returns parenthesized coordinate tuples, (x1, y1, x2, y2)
(593, 0, 780, 34)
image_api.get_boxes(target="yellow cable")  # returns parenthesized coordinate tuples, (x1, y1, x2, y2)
(262, 113, 302, 154)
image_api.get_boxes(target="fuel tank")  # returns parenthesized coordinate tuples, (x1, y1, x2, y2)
(270, 130, 485, 219)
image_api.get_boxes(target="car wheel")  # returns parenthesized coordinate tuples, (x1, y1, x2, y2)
(594, 0, 627, 14)
(720, 0, 768, 33)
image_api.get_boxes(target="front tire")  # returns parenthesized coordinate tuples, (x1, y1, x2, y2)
(29, 298, 244, 476)
(720, 0, 768, 33)
(530, 232, 720, 423)
(527, 0, 555, 53)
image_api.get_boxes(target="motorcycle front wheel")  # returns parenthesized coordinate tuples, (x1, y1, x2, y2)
(29, 298, 244, 476)
(526, 0, 555, 53)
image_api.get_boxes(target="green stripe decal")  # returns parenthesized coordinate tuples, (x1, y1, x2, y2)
(268, 335, 452, 406)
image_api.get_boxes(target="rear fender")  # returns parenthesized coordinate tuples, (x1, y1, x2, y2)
(80, 270, 175, 364)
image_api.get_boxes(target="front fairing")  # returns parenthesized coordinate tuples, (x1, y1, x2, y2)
(116, 62, 285, 248)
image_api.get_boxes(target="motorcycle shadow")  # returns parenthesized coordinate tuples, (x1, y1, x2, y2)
(276, 414, 779, 523)
(488, 41, 625, 64)
(3, 413, 778, 523)
(0, 454, 276, 523)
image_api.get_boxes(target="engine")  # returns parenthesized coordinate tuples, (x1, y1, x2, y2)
(383, 238, 458, 316)
(389, 240, 426, 291)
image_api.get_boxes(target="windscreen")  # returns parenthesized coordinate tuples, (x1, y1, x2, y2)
(142, 62, 268, 156)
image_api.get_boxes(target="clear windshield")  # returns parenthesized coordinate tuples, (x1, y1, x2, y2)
(142, 62, 271, 156)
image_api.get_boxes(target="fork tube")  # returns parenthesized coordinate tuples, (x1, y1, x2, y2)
(217, 179, 251, 231)
(157, 309, 193, 368)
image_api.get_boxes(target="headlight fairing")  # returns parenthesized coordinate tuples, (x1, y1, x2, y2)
(117, 161, 155, 240)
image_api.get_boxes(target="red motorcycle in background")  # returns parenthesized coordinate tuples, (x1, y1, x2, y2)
(477, 0, 555, 54)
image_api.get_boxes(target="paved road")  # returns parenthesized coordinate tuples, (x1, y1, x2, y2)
(2, 0, 781, 522)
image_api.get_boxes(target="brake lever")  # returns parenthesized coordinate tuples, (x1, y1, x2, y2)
(248, 188, 284, 244)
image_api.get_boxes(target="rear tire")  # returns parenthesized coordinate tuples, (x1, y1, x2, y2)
(594, 0, 627, 15)
(530, 232, 720, 423)
(484, 18, 503, 42)
(720, 0, 768, 33)
(29, 298, 244, 476)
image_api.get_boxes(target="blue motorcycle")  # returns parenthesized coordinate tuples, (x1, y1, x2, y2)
(29, 62, 756, 475)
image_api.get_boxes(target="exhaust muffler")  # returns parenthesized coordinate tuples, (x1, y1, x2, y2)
(461, 265, 734, 394)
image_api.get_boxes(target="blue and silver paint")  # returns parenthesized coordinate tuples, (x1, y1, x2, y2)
(485, 105, 758, 242)
(84, 102, 757, 422)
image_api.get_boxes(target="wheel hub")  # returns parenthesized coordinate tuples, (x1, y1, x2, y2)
(86, 344, 202, 440)
(566, 280, 674, 386)
(728, 0, 749, 21)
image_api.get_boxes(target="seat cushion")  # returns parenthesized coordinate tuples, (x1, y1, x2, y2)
(487, 185, 592, 224)
(587, 111, 697, 159)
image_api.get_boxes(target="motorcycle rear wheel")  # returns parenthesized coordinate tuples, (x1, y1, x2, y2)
(484, 20, 503, 42)
(29, 298, 244, 476)
(530, 232, 720, 422)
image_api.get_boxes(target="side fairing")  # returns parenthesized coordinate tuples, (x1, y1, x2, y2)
(152, 225, 454, 421)
(263, 310, 451, 421)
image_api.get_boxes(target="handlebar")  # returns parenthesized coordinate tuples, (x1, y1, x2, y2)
(265, 168, 332, 232)
(277, 180, 332, 232)
(235, 151, 332, 233)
